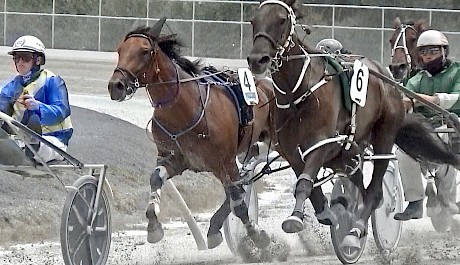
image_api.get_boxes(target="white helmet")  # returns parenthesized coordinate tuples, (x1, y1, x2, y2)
(417, 30, 449, 48)
(8, 35, 46, 64)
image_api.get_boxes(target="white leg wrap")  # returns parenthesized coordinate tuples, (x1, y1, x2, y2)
(149, 166, 169, 215)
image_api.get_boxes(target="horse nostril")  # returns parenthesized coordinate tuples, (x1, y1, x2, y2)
(398, 64, 408, 71)
(108, 80, 126, 93)
(112, 80, 125, 92)
(260, 55, 271, 65)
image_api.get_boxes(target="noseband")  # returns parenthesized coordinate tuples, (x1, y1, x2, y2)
(113, 65, 142, 97)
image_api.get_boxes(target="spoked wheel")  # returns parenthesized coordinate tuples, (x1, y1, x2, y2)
(371, 162, 403, 252)
(223, 183, 259, 254)
(330, 177, 367, 264)
(60, 175, 112, 265)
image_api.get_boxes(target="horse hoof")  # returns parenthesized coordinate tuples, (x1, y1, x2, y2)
(207, 232, 223, 249)
(252, 229, 270, 249)
(282, 216, 304, 233)
(316, 203, 341, 226)
(147, 223, 164, 243)
(146, 204, 164, 243)
(340, 234, 361, 251)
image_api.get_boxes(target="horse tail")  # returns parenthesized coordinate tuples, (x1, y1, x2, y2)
(395, 113, 460, 166)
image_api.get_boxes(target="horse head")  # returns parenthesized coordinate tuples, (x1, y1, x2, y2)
(247, 0, 300, 76)
(389, 17, 428, 81)
(108, 17, 166, 101)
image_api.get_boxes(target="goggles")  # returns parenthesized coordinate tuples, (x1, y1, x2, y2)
(419, 47, 441, 56)
(12, 53, 34, 63)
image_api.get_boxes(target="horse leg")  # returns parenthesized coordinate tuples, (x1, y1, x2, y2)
(341, 156, 388, 250)
(207, 194, 231, 249)
(226, 182, 270, 249)
(312, 184, 344, 226)
(146, 165, 170, 243)
(281, 172, 314, 233)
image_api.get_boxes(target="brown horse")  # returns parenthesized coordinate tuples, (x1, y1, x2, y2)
(247, 0, 460, 252)
(389, 17, 429, 81)
(107, 18, 275, 249)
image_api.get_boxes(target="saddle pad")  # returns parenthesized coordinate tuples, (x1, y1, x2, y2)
(201, 68, 253, 125)
(326, 57, 352, 113)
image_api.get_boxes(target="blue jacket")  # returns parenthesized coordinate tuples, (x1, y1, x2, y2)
(0, 69, 73, 145)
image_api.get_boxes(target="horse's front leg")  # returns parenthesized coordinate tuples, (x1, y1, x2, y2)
(282, 149, 334, 233)
(341, 158, 388, 250)
(146, 165, 169, 243)
(146, 153, 185, 244)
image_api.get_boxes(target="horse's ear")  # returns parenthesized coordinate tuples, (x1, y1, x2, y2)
(150, 17, 167, 37)
(393, 17, 401, 29)
(417, 19, 429, 32)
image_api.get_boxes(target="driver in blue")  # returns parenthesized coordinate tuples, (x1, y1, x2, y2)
(0, 35, 73, 163)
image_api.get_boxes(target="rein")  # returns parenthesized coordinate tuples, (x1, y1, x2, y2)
(115, 32, 229, 107)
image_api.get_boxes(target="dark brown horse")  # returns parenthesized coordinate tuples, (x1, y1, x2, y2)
(389, 17, 429, 81)
(247, 0, 460, 252)
(107, 18, 275, 249)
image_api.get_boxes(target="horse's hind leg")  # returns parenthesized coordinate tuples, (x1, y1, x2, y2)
(207, 194, 231, 249)
(226, 182, 270, 249)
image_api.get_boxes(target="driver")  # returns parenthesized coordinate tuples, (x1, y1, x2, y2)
(394, 30, 460, 220)
(0, 35, 73, 163)
(315, 38, 351, 55)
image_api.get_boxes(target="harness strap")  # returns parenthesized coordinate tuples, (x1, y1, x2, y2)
(147, 69, 230, 86)
(153, 83, 211, 152)
(345, 103, 357, 150)
(298, 135, 348, 163)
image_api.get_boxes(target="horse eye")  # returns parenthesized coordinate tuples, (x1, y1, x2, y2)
(142, 49, 150, 56)
(279, 16, 287, 25)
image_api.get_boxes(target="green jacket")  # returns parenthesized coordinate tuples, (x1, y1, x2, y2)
(407, 61, 460, 118)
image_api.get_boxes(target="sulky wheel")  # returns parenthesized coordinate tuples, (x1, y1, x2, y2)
(330, 176, 367, 264)
(60, 175, 112, 265)
(223, 183, 259, 254)
(371, 161, 403, 252)
(431, 208, 454, 232)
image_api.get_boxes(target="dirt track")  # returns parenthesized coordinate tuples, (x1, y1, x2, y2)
(0, 55, 460, 264)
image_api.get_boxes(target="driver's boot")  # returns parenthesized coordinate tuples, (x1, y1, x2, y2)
(394, 199, 423, 221)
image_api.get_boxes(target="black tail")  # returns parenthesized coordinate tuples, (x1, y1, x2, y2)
(395, 113, 459, 166)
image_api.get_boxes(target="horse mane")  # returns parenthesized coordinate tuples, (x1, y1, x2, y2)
(296, 36, 318, 54)
(126, 26, 202, 75)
